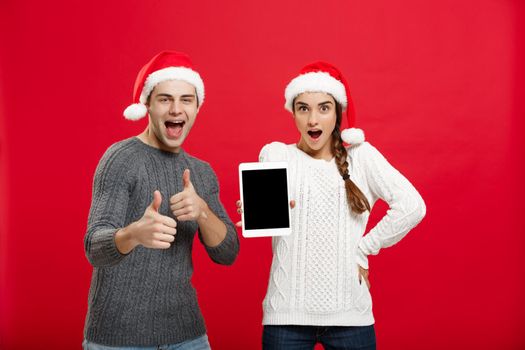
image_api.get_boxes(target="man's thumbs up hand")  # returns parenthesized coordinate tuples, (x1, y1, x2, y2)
(149, 190, 162, 212)
(117, 190, 177, 252)
(170, 169, 208, 222)
(182, 169, 194, 190)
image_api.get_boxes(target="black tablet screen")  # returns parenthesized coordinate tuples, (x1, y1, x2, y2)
(242, 169, 290, 230)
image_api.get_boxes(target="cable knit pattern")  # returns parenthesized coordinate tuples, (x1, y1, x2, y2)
(305, 166, 339, 313)
(83, 137, 239, 346)
(259, 141, 425, 326)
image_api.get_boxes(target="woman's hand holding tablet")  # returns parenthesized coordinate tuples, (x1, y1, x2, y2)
(237, 162, 293, 237)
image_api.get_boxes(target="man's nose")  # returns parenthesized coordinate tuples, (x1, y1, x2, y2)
(169, 100, 182, 115)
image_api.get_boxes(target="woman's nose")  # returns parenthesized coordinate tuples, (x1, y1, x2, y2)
(307, 113, 319, 126)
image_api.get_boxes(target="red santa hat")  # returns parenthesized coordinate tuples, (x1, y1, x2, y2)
(123, 51, 205, 121)
(284, 61, 365, 145)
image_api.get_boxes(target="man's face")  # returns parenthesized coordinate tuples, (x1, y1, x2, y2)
(146, 79, 199, 153)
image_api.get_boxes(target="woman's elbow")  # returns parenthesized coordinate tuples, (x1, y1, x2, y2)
(413, 194, 426, 224)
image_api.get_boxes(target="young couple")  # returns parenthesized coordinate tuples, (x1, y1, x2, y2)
(83, 51, 426, 350)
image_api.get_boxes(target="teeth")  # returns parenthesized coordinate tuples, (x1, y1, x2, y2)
(166, 120, 184, 125)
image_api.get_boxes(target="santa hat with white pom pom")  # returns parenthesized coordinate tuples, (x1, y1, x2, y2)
(284, 61, 365, 145)
(123, 51, 205, 121)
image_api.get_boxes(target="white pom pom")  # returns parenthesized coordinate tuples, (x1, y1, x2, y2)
(123, 103, 148, 120)
(341, 128, 365, 145)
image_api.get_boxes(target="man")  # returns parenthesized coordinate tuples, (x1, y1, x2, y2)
(83, 51, 239, 349)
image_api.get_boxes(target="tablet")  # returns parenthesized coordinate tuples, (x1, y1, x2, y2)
(238, 162, 291, 237)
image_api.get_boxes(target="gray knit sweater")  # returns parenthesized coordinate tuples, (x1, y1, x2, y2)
(83, 137, 239, 346)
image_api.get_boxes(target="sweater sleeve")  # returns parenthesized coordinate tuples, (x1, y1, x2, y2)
(198, 166, 240, 265)
(259, 142, 288, 162)
(84, 147, 133, 268)
(355, 142, 426, 269)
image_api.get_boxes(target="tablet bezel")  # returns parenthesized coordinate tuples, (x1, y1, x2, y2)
(238, 161, 292, 238)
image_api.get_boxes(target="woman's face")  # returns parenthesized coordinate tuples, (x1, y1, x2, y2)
(293, 92, 337, 160)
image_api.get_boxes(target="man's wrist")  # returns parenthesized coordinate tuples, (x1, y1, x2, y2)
(115, 224, 137, 254)
(197, 199, 209, 223)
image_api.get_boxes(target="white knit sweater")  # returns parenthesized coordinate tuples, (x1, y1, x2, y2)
(259, 141, 426, 326)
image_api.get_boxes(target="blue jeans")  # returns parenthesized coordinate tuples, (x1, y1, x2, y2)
(82, 335, 210, 350)
(263, 325, 376, 350)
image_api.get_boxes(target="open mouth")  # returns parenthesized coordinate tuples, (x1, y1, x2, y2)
(165, 120, 185, 138)
(307, 130, 322, 140)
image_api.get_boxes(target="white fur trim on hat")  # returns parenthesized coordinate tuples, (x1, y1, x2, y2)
(284, 72, 347, 112)
(140, 67, 205, 106)
(123, 103, 148, 120)
(341, 128, 365, 144)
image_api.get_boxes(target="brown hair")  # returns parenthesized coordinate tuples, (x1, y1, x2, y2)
(332, 102, 370, 214)
(293, 96, 370, 214)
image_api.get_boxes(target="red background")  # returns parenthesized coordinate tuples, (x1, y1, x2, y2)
(1, 1, 524, 349)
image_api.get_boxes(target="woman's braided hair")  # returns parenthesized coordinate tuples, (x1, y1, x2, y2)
(332, 102, 370, 214)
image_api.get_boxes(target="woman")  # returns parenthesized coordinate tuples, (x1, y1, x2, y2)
(238, 61, 426, 350)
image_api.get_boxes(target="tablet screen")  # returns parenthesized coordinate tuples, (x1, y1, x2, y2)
(241, 168, 290, 230)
